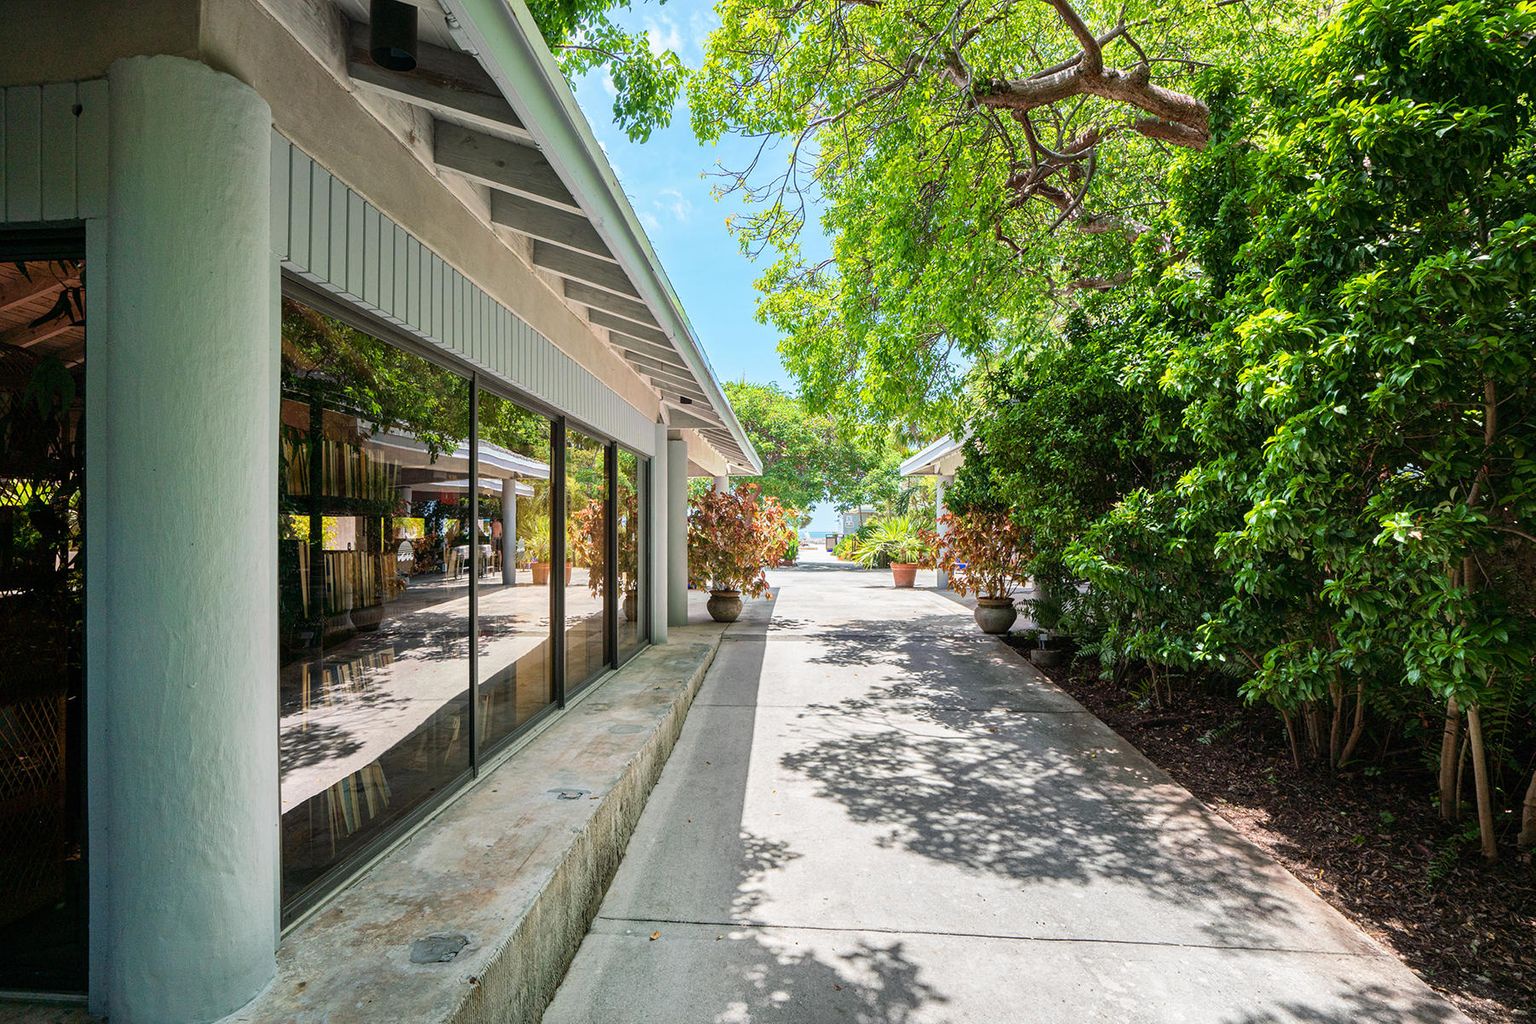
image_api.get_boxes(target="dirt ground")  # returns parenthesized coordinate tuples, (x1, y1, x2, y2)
(1004, 640, 1536, 1024)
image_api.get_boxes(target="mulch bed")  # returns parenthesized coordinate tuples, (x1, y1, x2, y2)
(1001, 639, 1536, 1024)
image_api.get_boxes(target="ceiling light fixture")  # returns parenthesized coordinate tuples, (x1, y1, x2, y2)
(370, 0, 418, 72)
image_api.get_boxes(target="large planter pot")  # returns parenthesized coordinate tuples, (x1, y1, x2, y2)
(890, 563, 918, 588)
(623, 590, 638, 623)
(707, 590, 743, 623)
(973, 596, 1018, 635)
(530, 561, 550, 586)
(1030, 646, 1069, 668)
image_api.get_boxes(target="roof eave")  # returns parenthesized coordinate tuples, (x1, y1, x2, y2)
(438, 0, 763, 475)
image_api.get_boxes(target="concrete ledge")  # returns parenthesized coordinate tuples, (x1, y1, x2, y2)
(225, 632, 724, 1024)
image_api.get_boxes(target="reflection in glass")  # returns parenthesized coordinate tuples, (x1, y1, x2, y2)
(474, 391, 555, 752)
(0, 258, 87, 992)
(616, 450, 645, 662)
(565, 430, 609, 691)
(278, 300, 471, 913)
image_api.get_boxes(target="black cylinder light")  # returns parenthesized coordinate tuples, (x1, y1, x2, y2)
(370, 0, 418, 72)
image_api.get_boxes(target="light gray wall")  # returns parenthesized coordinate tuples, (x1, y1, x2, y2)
(98, 55, 279, 1023)
(1, 81, 110, 220)
(270, 133, 656, 456)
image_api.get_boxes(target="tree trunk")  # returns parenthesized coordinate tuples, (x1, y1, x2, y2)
(1439, 695, 1461, 821)
(1280, 709, 1301, 770)
(1519, 766, 1536, 851)
(1328, 678, 1344, 769)
(1338, 681, 1367, 768)
(1466, 704, 1498, 861)
(1511, 764, 1536, 853)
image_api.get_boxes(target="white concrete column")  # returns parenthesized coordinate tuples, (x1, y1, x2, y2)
(667, 433, 689, 627)
(712, 474, 728, 493)
(649, 423, 669, 644)
(98, 55, 278, 1024)
(936, 475, 951, 590)
(502, 479, 517, 585)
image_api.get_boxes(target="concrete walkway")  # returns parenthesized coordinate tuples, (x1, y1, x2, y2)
(544, 559, 1468, 1024)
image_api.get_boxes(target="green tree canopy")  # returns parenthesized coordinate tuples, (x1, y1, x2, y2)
(528, 0, 685, 142)
(690, 0, 1316, 427)
(723, 379, 904, 519)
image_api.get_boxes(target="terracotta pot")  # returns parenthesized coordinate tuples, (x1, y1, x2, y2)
(530, 561, 550, 586)
(973, 596, 1017, 635)
(564, 562, 573, 585)
(707, 590, 743, 623)
(623, 590, 638, 623)
(890, 563, 918, 588)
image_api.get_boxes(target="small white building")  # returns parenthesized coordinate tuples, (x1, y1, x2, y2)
(899, 434, 966, 587)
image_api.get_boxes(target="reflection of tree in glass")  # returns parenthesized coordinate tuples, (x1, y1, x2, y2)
(280, 300, 468, 456)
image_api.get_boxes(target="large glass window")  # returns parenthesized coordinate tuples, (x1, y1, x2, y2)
(474, 391, 555, 753)
(616, 449, 646, 663)
(0, 256, 87, 993)
(278, 300, 472, 913)
(276, 294, 651, 919)
(564, 430, 609, 691)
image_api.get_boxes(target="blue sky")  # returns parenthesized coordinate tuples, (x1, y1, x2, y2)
(568, 0, 797, 388)
(567, 0, 845, 532)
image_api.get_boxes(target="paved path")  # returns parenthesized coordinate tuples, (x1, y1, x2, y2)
(545, 561, 1468, 1024)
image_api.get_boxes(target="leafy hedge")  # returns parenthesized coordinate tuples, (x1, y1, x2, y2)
(952, 0, 1536, 855)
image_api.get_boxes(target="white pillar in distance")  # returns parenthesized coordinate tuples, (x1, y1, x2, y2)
(667, 433, 689, 627)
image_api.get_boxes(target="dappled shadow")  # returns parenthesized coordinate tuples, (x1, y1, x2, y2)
(771, 605, 1328, 951)
(1217, 984, 1466, 1024)
(708, 935, 948, 1024)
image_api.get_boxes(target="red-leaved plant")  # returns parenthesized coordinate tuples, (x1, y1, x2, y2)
(928, 511, 1032, 599)
(688, 484, 786, 597)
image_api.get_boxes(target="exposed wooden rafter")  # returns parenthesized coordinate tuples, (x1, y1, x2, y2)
(433, 122, 579, 211)
(562, 280, 660, 330)
(605, 328, 686, 367)
(490, 191, 614, 261)
(531, 241, 639, 298)
(0, 268, 72, 314)
(587, 308, 669, 348)
(346, 22, 531, 141)
(1, 317, 76, 349)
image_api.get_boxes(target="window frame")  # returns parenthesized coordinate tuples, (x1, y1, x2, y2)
(276, 280, 650, 927)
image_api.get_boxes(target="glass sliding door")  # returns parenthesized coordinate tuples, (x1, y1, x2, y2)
(0, 255, 87, 993)
(277, 299, 472, 916)
(564, 429, 610, 692)
(474, 390, 555, 753)
(616, 450, 646, 663)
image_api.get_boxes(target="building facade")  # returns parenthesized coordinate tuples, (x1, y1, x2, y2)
(0, 1, 758, 1019)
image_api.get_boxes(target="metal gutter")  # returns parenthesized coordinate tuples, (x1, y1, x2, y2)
(438, 0, 763, 475)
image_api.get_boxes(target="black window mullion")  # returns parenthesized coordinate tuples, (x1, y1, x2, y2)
(551, 417, 567, 707)
(606, 443, 619, 667)
(468, 375, 480, 775)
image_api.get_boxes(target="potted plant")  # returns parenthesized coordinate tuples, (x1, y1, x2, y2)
(931, 510, 1031, 634)
(853, 514, 931, 587)
(570, 491, 644, 620)
(687, 485, 778, 622)
(525, 517, 556, 586)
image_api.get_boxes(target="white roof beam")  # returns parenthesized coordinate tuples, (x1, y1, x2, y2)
(489, 191, 614, 260)
(346, 23, 530, 140)
(532, 241, 640, 298)
(433, 122, 579, 211)
(562, 280, 660, 330)
(587, 308, 668, 347)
